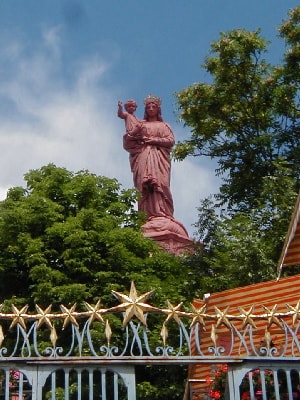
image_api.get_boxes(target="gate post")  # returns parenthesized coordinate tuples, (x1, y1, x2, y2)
(113, 365, 136, 399)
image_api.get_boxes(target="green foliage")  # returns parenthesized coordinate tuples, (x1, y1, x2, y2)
(174, 7, 300, 295)
(136, 366, 187, 400)
(0, 164, 195, 399)
(175, 12, 300, 210)
(0, 164, 190, 309)
(279, 7, 300, 84)
(182, 160, 298, 296)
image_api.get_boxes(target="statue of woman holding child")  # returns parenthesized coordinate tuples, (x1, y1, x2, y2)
(118, 94, 190, 253)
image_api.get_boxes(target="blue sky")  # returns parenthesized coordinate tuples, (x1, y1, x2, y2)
(0, 1, 298, 236)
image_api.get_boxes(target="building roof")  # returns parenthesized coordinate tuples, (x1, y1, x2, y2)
(189, 273, 300, 396)
(278, 192, 300, 277)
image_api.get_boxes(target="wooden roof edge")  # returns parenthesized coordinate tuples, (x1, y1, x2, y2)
(193, 273, 300, 306)
(277, 192, 300, 277)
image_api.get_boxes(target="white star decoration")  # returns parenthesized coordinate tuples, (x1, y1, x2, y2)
(84, 300, 105, 324)
(262, 304, 283, 330)
(9, 304, 29, 330)
(60, 304, 79, 329)
(190, 303, 208, 328)
(35, 304, 53, 329)
(238, 305, 257, 329)
(2, 287, 299, 344)
(111, 281, 157, 326)
(287, 301, 300, 326)
(163, 301, 183, 325)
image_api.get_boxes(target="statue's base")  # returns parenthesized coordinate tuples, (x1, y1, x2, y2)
(142, 216, 195, 256)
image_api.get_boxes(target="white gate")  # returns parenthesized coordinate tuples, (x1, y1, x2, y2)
(0, 364, 135, 399)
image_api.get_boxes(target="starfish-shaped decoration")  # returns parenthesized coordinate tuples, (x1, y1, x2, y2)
(111, 281, 156, 327)
(190, 304, 208, 329)
(262, 304, 283, 330)
(163, 301, 183, 325)
(9, 304, 29, 330)
(286, 301, 300, 326)
(60, 304, 79, 330)
(84, 300, 105, 324)
(214, 306, 232, 329)
(238, 305, 257, 329)
(35, 304, 53, 329)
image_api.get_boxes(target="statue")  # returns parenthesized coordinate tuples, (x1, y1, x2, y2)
(117, 99, 139, 136)
(118, 95, 192, 254)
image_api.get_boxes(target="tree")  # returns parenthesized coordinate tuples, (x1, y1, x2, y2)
(0, 164, 194, 307)
(179, 162, 298, 306)
(0, 164, 195, 400)
(276, 7, 300, 178)
(175, 7, 300, 289)
(174, 9, 300, 210)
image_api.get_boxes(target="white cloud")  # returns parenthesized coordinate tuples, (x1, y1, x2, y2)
(42, 26, 62, 61)
(171, 159, 219, 237)
(0, 27, 219, 236)
(0, 27, 129, 185)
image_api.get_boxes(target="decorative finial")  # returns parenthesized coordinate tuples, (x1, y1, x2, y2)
(143, 94, 161, 106)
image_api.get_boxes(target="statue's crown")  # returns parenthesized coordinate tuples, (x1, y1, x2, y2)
(143, 94, 161, 106)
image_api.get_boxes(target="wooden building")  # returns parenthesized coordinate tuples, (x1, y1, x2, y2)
(189, 193, 300, 399)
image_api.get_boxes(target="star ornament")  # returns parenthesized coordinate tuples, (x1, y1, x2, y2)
(60, 304, 79, 330)
(163, 301, 183, 325)
(262, 304, 283, 330)
(214, 306, 232, 329)
(111, 281, 156, 327)
(238, 305, 257, 329)
(35, 304, 53, 329)
(84, 300, 105, 324)
(190, 303, 208, 329)
(9, 304, 29, 330)
(286, 301, 300, 326)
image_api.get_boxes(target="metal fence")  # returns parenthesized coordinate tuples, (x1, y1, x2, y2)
(0, 282, 300, 399)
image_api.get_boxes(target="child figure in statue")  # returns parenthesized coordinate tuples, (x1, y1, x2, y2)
(117, 99, 140, 136)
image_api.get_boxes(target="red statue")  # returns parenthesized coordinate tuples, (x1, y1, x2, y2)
(118, 95, 192, 254)
(121, 95, 174, 218)
(117, 99, 139, 136)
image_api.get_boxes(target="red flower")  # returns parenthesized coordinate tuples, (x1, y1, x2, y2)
(241, 392, 250, 400)
(211, 390, 221, 399)
(222, 364, 228, 372)
(205, 375, 213, 385)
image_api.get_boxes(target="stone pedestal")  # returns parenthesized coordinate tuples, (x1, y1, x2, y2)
(142, 216, 195, 256)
